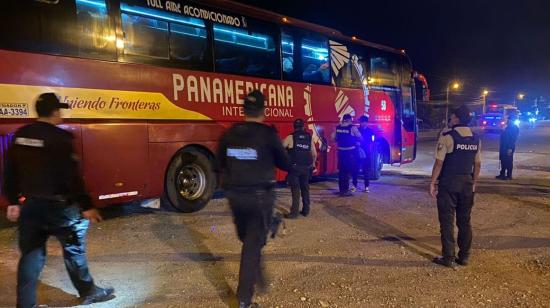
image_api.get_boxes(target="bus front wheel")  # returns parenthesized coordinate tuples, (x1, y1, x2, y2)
(165, 148, 216, 213)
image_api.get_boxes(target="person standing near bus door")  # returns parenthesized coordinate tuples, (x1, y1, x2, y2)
(3, 93, 115, 307)
(283, 118, 317, 218)
(429, 105, 481, 268)
(355, 115, 374, 193)
(217, 90, 290, 308)
(332, 114, 362, 196)
(496, 114, 519, 180)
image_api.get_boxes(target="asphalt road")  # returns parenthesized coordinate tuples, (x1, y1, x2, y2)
(0, 122, 549, 307)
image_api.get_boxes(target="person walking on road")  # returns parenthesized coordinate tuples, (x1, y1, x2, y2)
(353, 115, 374, 193)
(3, 93, 115, 308)
(217, 90, 290, 308)
(429, 105, 481, 268)
(283, 118, 317, 218)
(332, 114, 362, 196)
(496, 114, 519, 180)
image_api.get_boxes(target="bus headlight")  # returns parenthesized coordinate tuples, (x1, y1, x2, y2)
(513, 119, 520, 126)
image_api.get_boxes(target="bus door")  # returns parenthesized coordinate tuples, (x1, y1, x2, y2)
(399, 59, 417, 164)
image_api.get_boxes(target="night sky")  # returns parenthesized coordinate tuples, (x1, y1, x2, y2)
(235, 0, 550, 104)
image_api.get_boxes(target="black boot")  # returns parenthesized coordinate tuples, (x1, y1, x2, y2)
(432, 256, 456, 268)
(81, 286, 115, 305)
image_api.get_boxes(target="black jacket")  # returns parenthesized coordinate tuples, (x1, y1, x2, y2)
(217, 122, 289, 188)
(2, 121, 93, 210)
(499, 124, 519, 156)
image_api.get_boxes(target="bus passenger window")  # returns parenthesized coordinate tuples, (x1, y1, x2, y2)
(75, 0, 115, 60)
(370, 55, 399, 87)
(300, 36, 330, 84)
(213, 24, 279, 79)
(121, 13, 169, 59)
(281, 32, 295, 76)
(169, 20, 209, 69)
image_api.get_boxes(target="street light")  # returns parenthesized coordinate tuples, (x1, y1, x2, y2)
(445, 81, 461, 122)
(482, 89, 489, 113)
(515, 93, 525, 107)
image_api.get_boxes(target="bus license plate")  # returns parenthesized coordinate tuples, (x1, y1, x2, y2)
(0, 103, 29, 117)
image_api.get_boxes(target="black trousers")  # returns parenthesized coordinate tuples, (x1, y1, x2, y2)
(499, 154, 514, 178)
(288, 165, 311, 216)
(338, 149, 357, 193)
(226, 188, 275, 304)
(17, 198, 95, 308)
(352, 154, 370, 188)
(436, 176, 475, 261)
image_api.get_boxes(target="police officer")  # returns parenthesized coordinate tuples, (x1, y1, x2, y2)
(430, 105, 481, 268)
(283, 119, 317, 218)
(332, 114, 362, 196)
(3, 93, 114, 307)
(353, 115, 374, 193)
(217, 90, 289, 308)
(496, 114, 519, 180)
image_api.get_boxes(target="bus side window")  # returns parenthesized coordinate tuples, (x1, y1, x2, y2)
(0, 1, 75, 56)
(300, 35, 330, 84)
(281, 32, 295, 78)
(121, 13, 169, 59)
(370, 54, 399, 87)
(213, 23, 279, 79)
(169, 20, 211, 70)
(75, 0, 116, 60)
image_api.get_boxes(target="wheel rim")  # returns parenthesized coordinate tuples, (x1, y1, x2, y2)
(376, 152, 383, 173)
(176, 164, 207, 200)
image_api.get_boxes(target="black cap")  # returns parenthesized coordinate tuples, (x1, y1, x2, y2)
(243, 90, 265, 111)
(359, 115, 369, 123)
(36, 92, 69, 117)
(293, 118, 305, 129)
(452, 105, 471, 124)
(342, 114, 352, 121)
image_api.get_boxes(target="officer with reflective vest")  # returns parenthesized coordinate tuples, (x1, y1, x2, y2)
(332, 114, 362, 196)
(3, 93, 115, 307)
(283, 119, 317, 218)
(430, 105, 481, 268)
(217, 90, 289, 308)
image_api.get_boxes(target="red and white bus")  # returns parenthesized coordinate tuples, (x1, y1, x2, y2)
(0, 0, 420, 212)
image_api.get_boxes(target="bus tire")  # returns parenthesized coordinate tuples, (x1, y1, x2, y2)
(165, 148, 216, 213)
(369, 143, 383, 180)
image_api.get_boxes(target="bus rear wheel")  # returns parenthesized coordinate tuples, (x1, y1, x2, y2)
(165, 148, 216, 213)
(369, 143, 383, 180)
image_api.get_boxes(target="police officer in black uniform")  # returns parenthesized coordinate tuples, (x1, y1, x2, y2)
(283, 119, 317, 218)
(3, 93, 114, 307)
(430, 105, 481, 268)
(355, 115, 374, 193)
(332, 114, 362, 196)
(217, 90, 289, 308)
(496, 114, 519, 180)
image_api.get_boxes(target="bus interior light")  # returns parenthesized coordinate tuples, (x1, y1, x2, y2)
(116, 38, 124, 49)
(77, 0, 107, 8)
